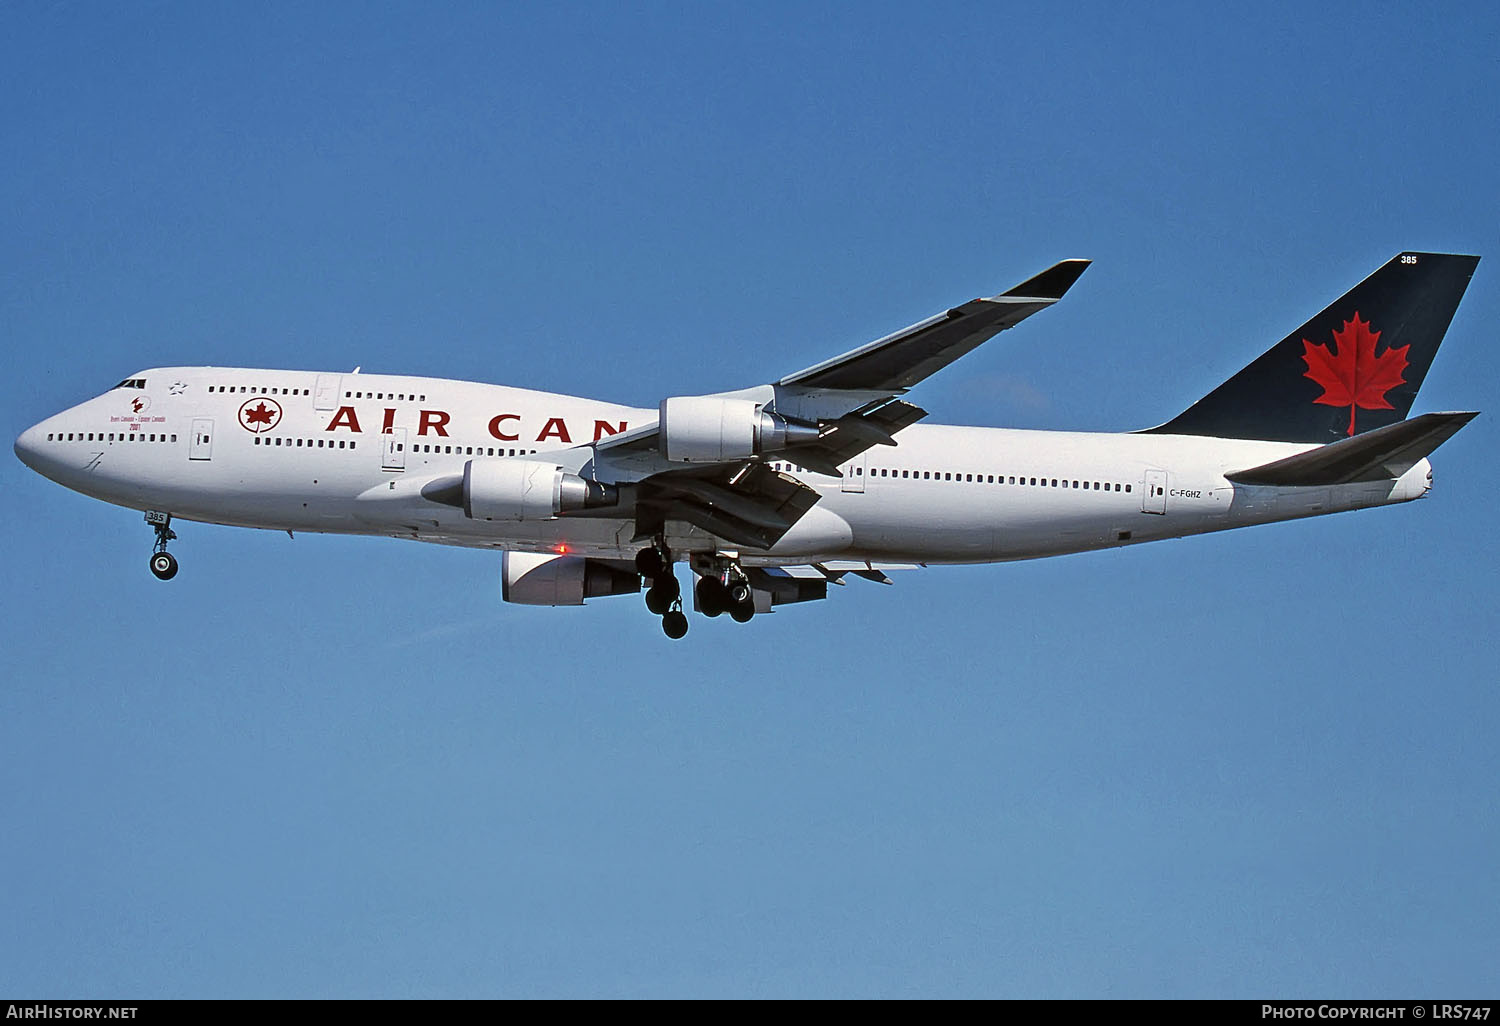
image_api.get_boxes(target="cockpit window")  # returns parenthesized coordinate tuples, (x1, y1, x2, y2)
(112, 378, 147, 389)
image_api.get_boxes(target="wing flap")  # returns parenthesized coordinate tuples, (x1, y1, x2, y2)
(633, 462, 822, 549)
(742, 562, 922, 608)
(1225, 411, 1478, 486)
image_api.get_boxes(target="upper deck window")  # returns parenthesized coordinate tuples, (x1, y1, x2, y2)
(113, 378, 147, 389)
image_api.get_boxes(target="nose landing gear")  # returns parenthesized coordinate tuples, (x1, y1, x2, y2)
(145, 510, 178, 581)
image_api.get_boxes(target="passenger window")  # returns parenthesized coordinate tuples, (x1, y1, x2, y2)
(1125, 485, 1132, 492)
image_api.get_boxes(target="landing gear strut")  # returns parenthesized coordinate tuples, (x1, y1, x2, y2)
(146, 510, 178, 581)
(637, 538, 688, 639)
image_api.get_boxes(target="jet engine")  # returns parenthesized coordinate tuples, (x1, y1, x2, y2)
(460, 459, 617, 521)
(659, 396, 820, 463)
(501, 551, 641, 606)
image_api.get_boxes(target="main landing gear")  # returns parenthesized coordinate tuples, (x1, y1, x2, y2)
(694, 564, 756, 623)
(636, 544, 761, 638)
(637, 540, 688, 639)
(145, 510, 178, 581)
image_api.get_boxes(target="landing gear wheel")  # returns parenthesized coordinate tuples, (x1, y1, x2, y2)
(696, 577, 728, 617)
(645, 575, 680, 615)
(149, 551, 179, 581)
(727, 579, 752, 605)
(729, 599, 754, 623)
(635, 547, 666, 579)
(662, 611, 689, 639)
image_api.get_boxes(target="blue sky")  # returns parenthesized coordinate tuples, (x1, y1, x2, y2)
(3, 2, 1498, 998)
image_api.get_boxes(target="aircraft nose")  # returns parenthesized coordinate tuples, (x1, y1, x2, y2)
(14, 422, 44, 471)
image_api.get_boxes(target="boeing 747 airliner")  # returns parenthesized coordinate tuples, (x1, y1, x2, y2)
(14, 253, 1479, 637)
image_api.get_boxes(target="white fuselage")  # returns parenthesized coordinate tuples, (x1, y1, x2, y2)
(14, 367, 1433, 566)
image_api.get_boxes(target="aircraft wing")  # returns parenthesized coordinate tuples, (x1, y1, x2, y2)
(587, 259, 1087, 549)
(779, 259, 1090, 391)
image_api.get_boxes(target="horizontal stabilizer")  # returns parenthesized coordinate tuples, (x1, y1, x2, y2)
(1225, 411, 1477, 486)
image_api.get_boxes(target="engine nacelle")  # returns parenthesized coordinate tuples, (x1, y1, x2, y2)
(501, 551, 641, 606)
(463, 459, 617, 521)
(659, 396, 820, 463)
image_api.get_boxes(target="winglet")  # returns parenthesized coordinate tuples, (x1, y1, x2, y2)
(1001, 259, 1091, 300)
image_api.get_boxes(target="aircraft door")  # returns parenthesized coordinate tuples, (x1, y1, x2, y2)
(189, 419, 214, 461)
(840, 450, 867, 493)
(314, 374, 341, 412)
(1142, 469, 1167, 514)
(381, 427, 406, 471)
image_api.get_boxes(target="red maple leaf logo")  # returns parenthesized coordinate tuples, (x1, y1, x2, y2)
(132, 398, 144, 413)
(1301, 312, 1408, 436)
(244, 402, 276, 426)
